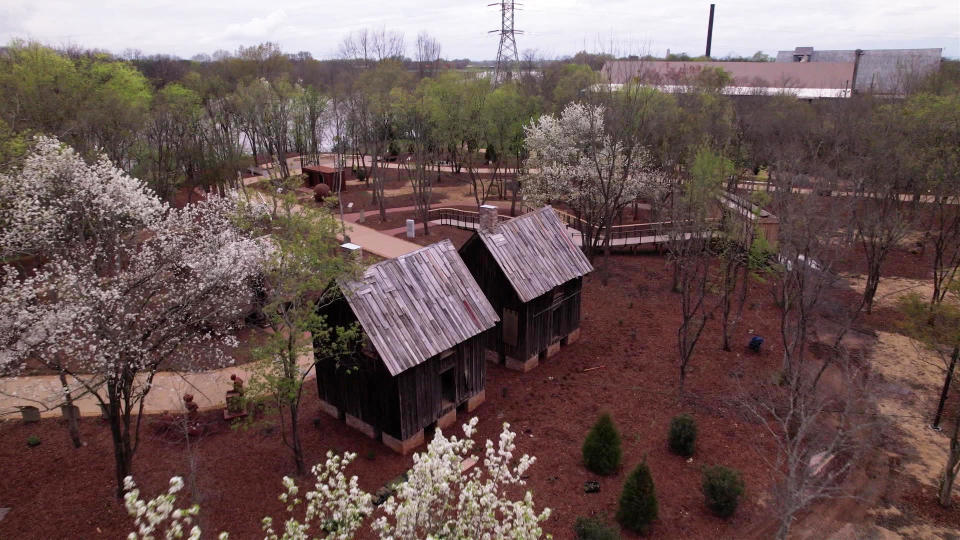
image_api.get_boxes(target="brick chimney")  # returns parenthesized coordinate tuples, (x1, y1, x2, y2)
(341, 242, 362, 262)
(478, 204, 498, 232)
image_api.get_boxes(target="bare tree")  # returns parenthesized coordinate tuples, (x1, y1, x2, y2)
(743, 182, 866, 539)
(395, 87, 435, 235)
(415, 32, 442, 79)
(741, 349, 868, 539)
(659, 147, 726, 387)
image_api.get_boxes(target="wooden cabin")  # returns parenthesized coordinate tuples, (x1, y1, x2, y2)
(315, 240, 499, 454)
(302, 165, 346, 192)
(459, 205, 594, 372)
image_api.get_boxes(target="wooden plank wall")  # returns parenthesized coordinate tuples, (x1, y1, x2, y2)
(395, 335, 485, 440)
(318, 334, 487, 441)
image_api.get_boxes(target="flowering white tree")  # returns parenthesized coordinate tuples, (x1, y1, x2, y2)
(0, 136, 166, 261)
(123, 452, 371, 540)
(373, 418, 551, 539)
(126, 420, 551, 539)
(0, 138, 263, 497)
(522, 102, 664, 259)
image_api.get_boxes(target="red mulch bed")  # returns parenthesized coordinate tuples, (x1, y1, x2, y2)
(400, 226, 477, 250)
(1, 255, 790, 539)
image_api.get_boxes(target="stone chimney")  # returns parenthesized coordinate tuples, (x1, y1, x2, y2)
(478, 204, 498, 232)
(341, 242, 362, 262)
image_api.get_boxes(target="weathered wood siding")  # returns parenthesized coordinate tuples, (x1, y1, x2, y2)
(460, 236, 584, 362)
(316, 327, 486, 441)
(394, 336, 485, 440)
(520, 278, 583, 359)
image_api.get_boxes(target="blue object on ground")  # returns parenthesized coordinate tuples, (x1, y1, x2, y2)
(748, 336, 764, 352)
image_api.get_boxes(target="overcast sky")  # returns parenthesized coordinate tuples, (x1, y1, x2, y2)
(2, 0, 958, 61)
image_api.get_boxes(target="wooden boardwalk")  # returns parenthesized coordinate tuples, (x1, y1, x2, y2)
(433, 212, 700, 248)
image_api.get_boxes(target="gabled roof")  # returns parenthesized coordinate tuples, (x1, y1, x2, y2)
(476, 206, 594, 303)
(340, 240, 498, 376)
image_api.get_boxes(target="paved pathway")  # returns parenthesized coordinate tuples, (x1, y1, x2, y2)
(244, 179, 421, 259)
(0, 334, 316, 419)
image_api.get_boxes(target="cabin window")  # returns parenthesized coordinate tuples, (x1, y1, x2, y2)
(440, 367, 456, 407)
(503, 309, 518, 346)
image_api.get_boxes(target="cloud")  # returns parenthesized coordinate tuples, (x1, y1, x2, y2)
(217, 9, 290, 42)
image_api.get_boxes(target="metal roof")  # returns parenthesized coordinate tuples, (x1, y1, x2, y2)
(775, 47, 943, 94)
(477, 206, 594, 303)
(340, 240, 498, 376)
(602, 60, 855, 90)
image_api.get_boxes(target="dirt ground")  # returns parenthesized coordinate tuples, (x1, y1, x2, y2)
(1, 254, 791, 539)
(6, 179, 960, 538)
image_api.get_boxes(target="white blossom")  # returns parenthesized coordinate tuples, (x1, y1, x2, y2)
(522, 102, 665, 255)
(373, 418, 551, 540)
(124, 476, 202, 540)
(125, 422, 550, 539)
(0, 138, 266, 494)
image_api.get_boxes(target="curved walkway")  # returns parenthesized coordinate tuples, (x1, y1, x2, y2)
(0, 336, 316, 420)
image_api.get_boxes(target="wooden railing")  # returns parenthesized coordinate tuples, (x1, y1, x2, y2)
(425, 206, 720, 246)
(427, 207, 509, 229)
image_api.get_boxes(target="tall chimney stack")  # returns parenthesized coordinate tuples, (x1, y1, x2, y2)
(478, 204, 499, 232)
(705, 4, 715, 58)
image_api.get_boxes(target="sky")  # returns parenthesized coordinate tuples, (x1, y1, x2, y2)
(1, 0, 958, 61)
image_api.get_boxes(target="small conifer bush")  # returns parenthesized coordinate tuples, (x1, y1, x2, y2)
(574, 516, 621, 540)
(701, 465, 744, 518)
(617, 461, 658, 535)
(668, 413, 697, 457)
(582, 413, 622, 475)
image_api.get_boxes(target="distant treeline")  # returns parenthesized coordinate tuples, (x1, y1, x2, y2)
(0, 36, 957, 208)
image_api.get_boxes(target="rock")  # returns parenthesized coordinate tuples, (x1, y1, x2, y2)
(0, 508, 9, 522)
(584, 481, 600, 494)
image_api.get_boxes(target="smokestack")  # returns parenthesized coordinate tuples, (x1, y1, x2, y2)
(705, 4, 715, 58)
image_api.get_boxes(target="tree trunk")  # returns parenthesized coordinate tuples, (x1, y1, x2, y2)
(939, 406, 960, 507)
(59, 370, 82, 448)
(934, 346, 960, 429)
(863, 271, 881, 314)
(775, 516, 792, 540)
(290, 400, 305, 476)
(107, 403, 133, 498)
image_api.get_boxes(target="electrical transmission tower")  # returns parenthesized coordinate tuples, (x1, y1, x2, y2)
(489, 1, 522, 84)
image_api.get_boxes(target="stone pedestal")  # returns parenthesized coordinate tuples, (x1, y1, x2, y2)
(19, 406, 40, 423)
(564, 327, 581, 345)
(546, 341, 561, 359)
(382, 429, 424, 455)
(318, 399, 339, 418)
(223, 390, 248, 421)
(484, 348, 501, 363)
(466, 389, 486, 412)
(506, 353, 539, 372)
(346, 413, 377, 439)
(437, 407, 457, 430)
